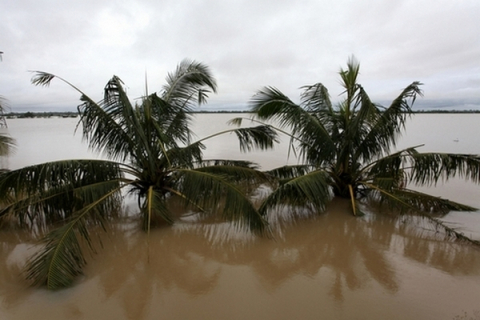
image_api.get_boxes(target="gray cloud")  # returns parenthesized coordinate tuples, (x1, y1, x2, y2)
(1, 0, 479, 111)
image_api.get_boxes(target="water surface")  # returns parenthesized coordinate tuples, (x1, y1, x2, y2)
(1, 114, 480, 319)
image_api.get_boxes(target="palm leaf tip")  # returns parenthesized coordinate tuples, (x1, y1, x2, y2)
(235, 125, 279, 152)
(227, 117, 244, 126)
(31, 71, 56, 87)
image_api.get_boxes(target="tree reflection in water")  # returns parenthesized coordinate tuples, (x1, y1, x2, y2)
(1, 199, 479, 319)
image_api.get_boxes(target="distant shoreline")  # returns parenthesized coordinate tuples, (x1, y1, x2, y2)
(3, 109, 480, 119)
(3, 110, 252, 118)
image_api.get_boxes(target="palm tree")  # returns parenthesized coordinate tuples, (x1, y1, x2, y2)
(238, 56, 480, 244)
(0, 59, 277, 289)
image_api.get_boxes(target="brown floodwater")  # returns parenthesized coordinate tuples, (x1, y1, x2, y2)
(1, 199, 480, 320)
(1, 114, 480, 319)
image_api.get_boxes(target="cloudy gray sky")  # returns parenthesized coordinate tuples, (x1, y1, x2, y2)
(1, 0, 479, 111)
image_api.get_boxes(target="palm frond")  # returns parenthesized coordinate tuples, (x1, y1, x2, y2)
(258, 169, 332, 215)
(232, 125, 278, 152)
(396, 188, 476, 212)
(26, 218, 91, 289)
(194, 123, 279, 154)
(25, 186, 122, 289)
(175, 168, 268, 233)
(162, 59, 217, 109)
(199, 159, 260, 169)
(31, 72, 94, 103)
(339, 56, 361, 95)
(365, 184, 479, 246)
(0, 160, 123, 225)
(355, 82, 422, 162)
(409, 152, 480, 185)
(30, 72, 56, 87)
(362, 146, 420, 182)
(227, 116, 303, 161)
(336, 85, 380, 167)
(415, 212, 480, 246)
(250, 86, 336, 164)
(369, 149, 480, 187)
(363, 149, 480, 213)
(365, 182, 475, 213)
(250, 86, 301, 125)
(0, 159, 122, 195)
(227, 117, 245, 127)
(299, 83, 332, 113)
(144, 93, 193, 146)
(142, 186, 174, 231)
(79, 76, 143, 162)
(30, 71, 139, 163)
(194, 162, 270, 184)
(264, 164, 313, 180)
(161, 141, 205, 169)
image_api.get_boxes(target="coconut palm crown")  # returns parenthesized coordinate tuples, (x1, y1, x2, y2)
(0, 59, 277, 289)
(240, 57, 480, 240)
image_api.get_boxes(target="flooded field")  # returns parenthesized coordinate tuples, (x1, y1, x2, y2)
(1, 114, 480, 319)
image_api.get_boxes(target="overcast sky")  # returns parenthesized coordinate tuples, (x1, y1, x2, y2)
(1, 0, 479, 112)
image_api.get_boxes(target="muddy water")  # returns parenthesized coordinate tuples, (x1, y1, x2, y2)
(1, 114, 480, 319)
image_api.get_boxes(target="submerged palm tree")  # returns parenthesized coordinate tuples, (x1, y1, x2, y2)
(0, 60, 277, 289)
(238, 56, 480, 243)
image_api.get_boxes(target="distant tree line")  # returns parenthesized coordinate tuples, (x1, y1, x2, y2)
(5, 110, 255, 118)
(4, 109, 480, 119)
(414, 109, 480, 114)
(6, 111, 78, 118)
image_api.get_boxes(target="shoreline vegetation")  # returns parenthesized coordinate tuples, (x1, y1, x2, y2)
(5, 109, 480, 119)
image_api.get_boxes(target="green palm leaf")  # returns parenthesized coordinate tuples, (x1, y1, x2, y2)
(0, 160, 123, 225)
(409, 152, 480, 185)
(176, 168, 269, 233)
(163, 59, 217, 108)
(142, 186, 174, 231)
(264, 164, 313, 180)
(250, 86, 336, 164)
(366, 149, 480, 188)
(25, 187, 122, 289)
(355, 82, 422, 162)
(364, 183, 480, 246)
(365, 182, 475, 213)
(258, 170, 332, 215)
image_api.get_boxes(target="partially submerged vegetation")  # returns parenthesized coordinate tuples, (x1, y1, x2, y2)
(0, 60, 276, 289)
(0, 57, 479, 291)
(232, 56, 480, 244)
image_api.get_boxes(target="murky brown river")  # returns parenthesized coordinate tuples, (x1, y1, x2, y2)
(1, 114, 480, 319)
